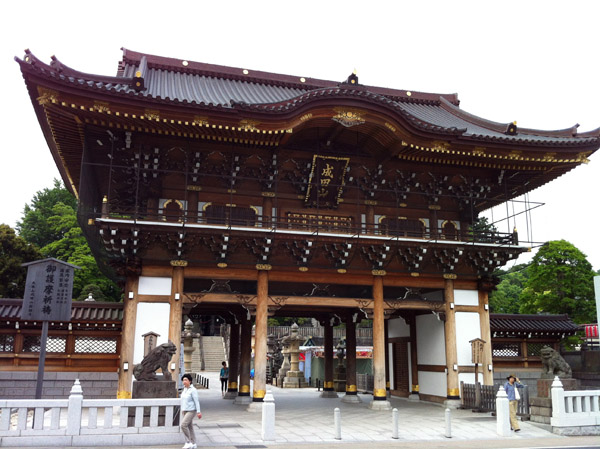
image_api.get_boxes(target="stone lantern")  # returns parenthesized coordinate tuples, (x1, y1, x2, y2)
(282, 323, 308, 388)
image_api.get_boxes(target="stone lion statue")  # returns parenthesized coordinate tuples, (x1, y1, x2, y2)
(133, 341, 177, 381)
(540, 346, 572, 379)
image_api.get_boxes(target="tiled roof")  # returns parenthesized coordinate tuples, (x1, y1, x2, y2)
(0, 298, 123, 322)
(16, 49, 599, 146)
(490, 313, 579, 336)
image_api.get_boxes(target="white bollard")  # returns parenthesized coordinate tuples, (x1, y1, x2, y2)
(261, 392, 275, 441)
(496, 386, 511, 437)
(445, 408, 451, 438)
(392, 408, 399, 439)
(334, 407, 342, 440)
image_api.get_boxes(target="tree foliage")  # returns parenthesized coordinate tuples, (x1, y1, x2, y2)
(17, 179, 77, 248)
(519, 240, 596, 323)
(489, 263, 529, 314)
(0, 224, 42, 298)
(17, 181, 120, 302)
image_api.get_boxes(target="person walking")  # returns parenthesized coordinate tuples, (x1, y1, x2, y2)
(180, 373, 201, 449)
(504, 374, 525, 432)
(220, 361, 229, 397)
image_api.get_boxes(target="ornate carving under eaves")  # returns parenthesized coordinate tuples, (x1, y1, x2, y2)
(280, 158, 312, 196)
(284, 239, 317, 269)
(203, 280, 235, 294)
(323, 242, 355, 271)
(332, 107, 366, 128)
(354, 164, 388, 200)
(397, 246, 429, 273)
(93, 101, 110, 113)
(36, 87, 58, 106)
(360, 243, 393, 270)
(431, 248, 464, 275)
(477, 275, 500, 292)
(465, 249, 518, 275)
(239, 119, 260, 132)
(307, 284, 334, 297)
(203, 234, 237, 266)
(144, 109, 160, 120)
(246, 237, 275, 265)
(184, 293, 206, 304)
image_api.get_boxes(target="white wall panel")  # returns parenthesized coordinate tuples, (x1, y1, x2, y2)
(133, 302, 171, 364)
(388, 317, 410, 338)
(454, 289, 479, 306)
(416, 313, 445, 365)
(455, 312, 481, 366)
(418, 371, 447, 397)
(459, 372, 483, 386)
(138, 276, 172, 295)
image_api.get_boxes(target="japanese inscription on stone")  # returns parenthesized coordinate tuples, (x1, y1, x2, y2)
(21, 259, 75, 321)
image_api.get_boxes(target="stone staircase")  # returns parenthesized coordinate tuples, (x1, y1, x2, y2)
(191, 336, 226, 372)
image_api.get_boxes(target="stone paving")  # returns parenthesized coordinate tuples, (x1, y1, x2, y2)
(25, 370, 597, 449)
(181, 371, 558, 446)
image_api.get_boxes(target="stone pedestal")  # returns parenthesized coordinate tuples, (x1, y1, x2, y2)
(333, 365, 346, 392)
(283, 370, 308, 388)
(530, 397, 553, 424)
(368, 399, 392, 410)
(537, 378, 580, 398)
(530, 378, 580, 425)
(131, 380, 178, 425)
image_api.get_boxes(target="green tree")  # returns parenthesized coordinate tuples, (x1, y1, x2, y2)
(0, 224, 42, 298)
(519, 240, 596, 323)
(18, 182, 120, 302)
(39, 203, 120, 301)
(17, 179, 77, 248)
(489, 263, 529, 314)
(77, 284, 107, 302)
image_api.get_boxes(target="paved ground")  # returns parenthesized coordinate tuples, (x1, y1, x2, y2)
(29, 371, 600, 449)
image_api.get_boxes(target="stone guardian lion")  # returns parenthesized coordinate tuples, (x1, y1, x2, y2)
(133, 341, 178, 381)
(540, 346, 572, 378)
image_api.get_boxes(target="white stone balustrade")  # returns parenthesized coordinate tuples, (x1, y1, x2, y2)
(0, 379, 182, 447)
(551, 376, 600, 433)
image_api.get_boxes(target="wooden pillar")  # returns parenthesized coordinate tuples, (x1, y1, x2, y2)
(478, 290, 493, 385)
(147, 198, 158, 221)
(370, 275, 390, 408)
(429, 206, 438, 239)
(409, 313, 419, 396)
(444, 279, 459, 400)
(117, 275, 139, 398)
(187, 189, 199, 223)
(253, 270, 268, 402)
(366, 205, 375, 234)
(345, 315, 357, 395)
(237, 317, 252, 401)
(322, 318, 336, 396)
(227, 322, 240, 395)
(262, 195, 273, 228)
(385, 318, 390, 396)
(168, 266, 184, 382)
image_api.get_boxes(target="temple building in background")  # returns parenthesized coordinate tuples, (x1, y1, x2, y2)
(15, 48, 599, 406)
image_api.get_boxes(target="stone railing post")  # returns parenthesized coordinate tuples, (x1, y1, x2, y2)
(495, 386, 510, 436)
(261, 390, 275, 441)
(550, 376, 565, 426)
(66, 379, 83, 436)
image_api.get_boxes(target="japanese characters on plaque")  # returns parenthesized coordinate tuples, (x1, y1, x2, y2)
(21, 259, 76, 322)
(304, 155, 350, 208)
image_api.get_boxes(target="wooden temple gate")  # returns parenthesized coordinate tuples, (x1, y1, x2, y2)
(15, 48, 599, 406)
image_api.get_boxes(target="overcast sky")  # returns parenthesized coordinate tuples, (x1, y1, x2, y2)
(1, 0, 598, 270)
